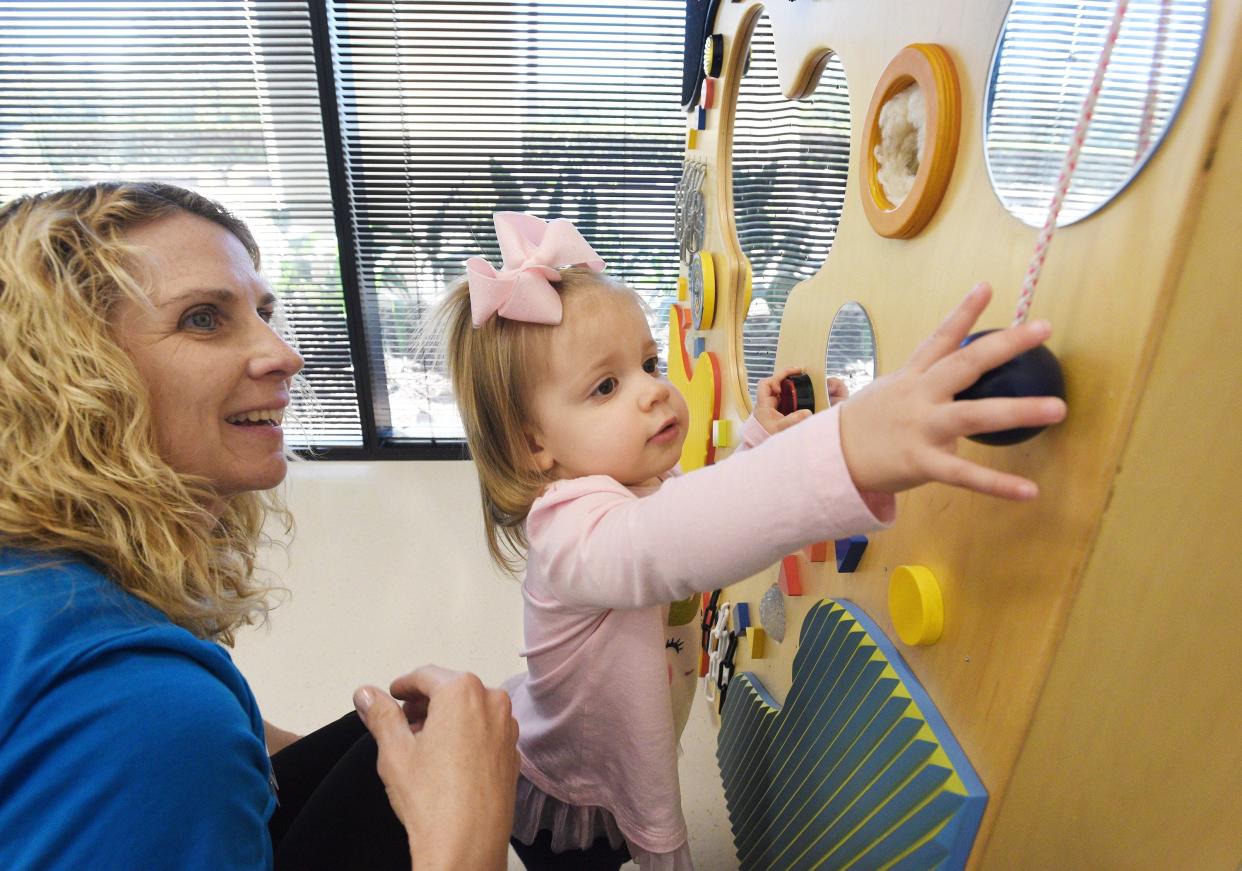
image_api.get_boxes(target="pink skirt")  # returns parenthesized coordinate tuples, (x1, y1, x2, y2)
(511, 775, 696, 870)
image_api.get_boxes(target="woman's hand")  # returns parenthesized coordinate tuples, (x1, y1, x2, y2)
(838, 283, 1067, 500)
(353, 665, 519, 871)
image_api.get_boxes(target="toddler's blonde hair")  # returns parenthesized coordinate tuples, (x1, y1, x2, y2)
(433, 267, 631, 573)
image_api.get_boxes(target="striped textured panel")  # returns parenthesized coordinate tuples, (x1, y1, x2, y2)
(717, 600, 986, 871)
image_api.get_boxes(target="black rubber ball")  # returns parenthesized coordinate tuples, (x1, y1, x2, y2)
(954, 330, 1066, 446)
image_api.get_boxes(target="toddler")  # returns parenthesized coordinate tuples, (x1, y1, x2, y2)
(435, 213, 1065, 870)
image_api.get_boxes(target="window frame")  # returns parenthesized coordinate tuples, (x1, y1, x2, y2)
(304, 0, 681, 460)
(306, 0, 467, 460)
(0, 0, 682, 460)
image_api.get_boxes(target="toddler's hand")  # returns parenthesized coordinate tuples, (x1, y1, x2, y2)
(838, 283, 1067, 500)
(754, 367, 813, 434)
(826, 377, 849, 406)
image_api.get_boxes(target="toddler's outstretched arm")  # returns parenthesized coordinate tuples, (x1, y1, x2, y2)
(838, 283, 1068, 501)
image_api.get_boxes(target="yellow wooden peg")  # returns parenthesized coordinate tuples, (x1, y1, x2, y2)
(746, 626, 767, 659)
(677, 274, 688, 302)
(711, 418, 733, 448)
(888, 564, 944, 646)
(686, 128, 698, 150)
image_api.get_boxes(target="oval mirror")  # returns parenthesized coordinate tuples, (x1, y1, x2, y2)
(984, 0, 1209, 227)
(824, 301, 876, 399)
(730, 10, 851, 403)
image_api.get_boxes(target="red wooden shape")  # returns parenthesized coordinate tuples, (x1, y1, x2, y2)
(778, 554, 803, 596)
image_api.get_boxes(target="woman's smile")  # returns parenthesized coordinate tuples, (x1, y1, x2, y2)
(224, 403, 288, 437)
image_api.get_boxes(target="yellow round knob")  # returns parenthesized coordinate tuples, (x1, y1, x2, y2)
(888, 565, 944, 646)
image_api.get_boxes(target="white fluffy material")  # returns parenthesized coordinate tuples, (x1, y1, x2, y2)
(873, 83, 925, 206)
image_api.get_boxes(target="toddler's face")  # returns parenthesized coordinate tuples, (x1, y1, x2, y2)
(528, 289, 689, 487)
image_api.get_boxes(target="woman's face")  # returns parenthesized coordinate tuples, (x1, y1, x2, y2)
(111, 211, 304, 497)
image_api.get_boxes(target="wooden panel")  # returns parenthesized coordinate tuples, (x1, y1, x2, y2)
(684, 0, 1242, 864)
(982, 57, 1242, 869)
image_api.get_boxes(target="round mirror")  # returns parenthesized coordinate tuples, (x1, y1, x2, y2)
(824, 302, 876, 398)
(730, 10, 851, 402)
(984, 0, 1209, 227)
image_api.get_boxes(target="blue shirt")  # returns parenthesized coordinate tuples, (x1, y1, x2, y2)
(0, 549, 275, 870)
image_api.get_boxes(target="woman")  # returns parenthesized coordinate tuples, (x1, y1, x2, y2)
(0, 182, 518, 870)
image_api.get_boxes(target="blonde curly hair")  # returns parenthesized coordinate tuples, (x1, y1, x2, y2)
(0, 182, 291, 643)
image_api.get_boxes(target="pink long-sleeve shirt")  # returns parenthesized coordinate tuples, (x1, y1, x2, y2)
(507, 407, 895, 857)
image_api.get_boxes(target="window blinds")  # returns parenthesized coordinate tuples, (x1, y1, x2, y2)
(325, 0, 685, 441)
(985, 0, 1209, 226)
(731, 12, 851, 403)
(1, 1, 685, 451)
(0, 0, 364, 447)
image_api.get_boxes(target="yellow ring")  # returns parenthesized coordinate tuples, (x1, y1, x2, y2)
(888, 564, 944, 646)
(860, 44, 961, 239)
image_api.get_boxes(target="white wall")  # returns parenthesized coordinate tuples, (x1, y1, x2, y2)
(232, 459, 735, 869)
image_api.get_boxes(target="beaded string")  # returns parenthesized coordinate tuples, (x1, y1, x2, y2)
(1013, 0, 1131, 326)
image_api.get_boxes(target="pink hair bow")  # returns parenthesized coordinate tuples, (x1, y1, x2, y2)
(466, 212, 606, 327)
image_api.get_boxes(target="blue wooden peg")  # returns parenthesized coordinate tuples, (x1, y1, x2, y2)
(733, 602, 750, 633)
(835, 535, 868, 573)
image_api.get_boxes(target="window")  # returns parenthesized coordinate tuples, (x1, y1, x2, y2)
(0, 1, 362, 447)
(0, 0, 685, 454)
(985, 0, 1209, 226)
(328, 0, 684, 443)
(730, 12, 850, 403)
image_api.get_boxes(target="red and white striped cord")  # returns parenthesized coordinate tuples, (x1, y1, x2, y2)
(1013, 0, 1131, 326)
(1136, 0, 1173, 161)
